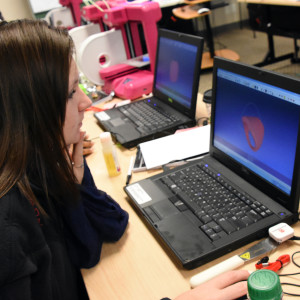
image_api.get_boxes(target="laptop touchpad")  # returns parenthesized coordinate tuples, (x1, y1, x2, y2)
(109, 118, 126, 127)
(157, 214, 214, 261)
(151, 201, 179, 219)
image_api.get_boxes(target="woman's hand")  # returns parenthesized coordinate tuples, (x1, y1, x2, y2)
(70, 131, 85, 184)
(83, 134, 94, 156)
(174, 270, 250, 300)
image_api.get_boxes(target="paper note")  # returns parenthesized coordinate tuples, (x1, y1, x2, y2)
(140, 125, 210, 169)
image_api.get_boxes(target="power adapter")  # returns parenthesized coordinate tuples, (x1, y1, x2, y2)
(269, 223, 294, 243)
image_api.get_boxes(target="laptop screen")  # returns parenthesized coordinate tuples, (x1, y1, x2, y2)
(213, 66, 300, 196)
(154, 35, 199, 109)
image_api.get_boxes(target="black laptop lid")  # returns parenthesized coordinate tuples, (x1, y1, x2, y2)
(211, 57, 300, 213)
(152, 29, 204, 118)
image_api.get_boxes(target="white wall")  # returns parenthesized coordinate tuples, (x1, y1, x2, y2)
(0, 0, 34, 20)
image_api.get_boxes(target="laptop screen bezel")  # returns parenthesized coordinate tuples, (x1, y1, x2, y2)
(210, 57, 300, 213)
(152, 29, 204, 119)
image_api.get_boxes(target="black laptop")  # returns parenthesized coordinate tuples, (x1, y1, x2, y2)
(94, 29, 204, 148)
(124, 57, 300, 269)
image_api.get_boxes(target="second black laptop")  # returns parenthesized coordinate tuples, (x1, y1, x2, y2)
(124, 57, 300, 269)
(94, 29, 204, 148)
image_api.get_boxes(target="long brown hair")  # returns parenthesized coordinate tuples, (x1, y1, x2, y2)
(0, 19, 78, 213)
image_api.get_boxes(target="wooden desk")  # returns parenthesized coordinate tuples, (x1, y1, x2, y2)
(239, 0, 300, 6)
(239, 0, 300, 67)
(172, 1, 240, 69)
(81, 96, 300, 299)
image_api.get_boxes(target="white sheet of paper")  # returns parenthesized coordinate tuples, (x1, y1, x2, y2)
(28, 0, 61, 13)
(140, 125, 210, 169)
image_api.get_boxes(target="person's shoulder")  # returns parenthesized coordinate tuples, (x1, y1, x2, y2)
(0, 187, 41, 245)
(0, 188, 45, 285)
(0, 187, 35, 226)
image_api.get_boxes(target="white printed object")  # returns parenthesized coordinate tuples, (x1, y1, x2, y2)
(190, 255, 245, 288)
(77, 30, 127, 85)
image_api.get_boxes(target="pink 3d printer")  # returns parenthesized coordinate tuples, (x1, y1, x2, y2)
(60, 0, 162, 100)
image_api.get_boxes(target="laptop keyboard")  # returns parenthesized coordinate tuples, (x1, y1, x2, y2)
(157, 162, 273, 242)
(119, 100, 180, 134)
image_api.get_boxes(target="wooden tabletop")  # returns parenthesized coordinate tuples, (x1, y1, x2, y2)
(238, 0, 300, 6)
(172, 3, 240, 69)
(81, 95, 300, 300)
(183, 0, 210, 5)
(173, 5, 211, 20)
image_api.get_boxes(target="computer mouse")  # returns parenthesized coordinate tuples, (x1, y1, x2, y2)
(197, 7, 210, 14)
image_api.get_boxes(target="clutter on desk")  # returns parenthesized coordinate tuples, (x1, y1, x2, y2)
(79, 73, 114, 106)
(126, 157, 135, 185)
(255, 254, 290, 272)
(132, 146, 156, 172)
(190, 235, 279, 288)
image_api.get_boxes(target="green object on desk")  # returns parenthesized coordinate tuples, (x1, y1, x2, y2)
(247, 270, 282, 300)
(79, 84, 88, 95)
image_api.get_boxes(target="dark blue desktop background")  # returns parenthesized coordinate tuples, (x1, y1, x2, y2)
(155, 37, 198, 108)
(214, 76, 300, 194)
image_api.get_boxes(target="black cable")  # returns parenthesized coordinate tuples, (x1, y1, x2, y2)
(280, 251, 300, 275)
(293, 251, 300, 268)
(279, 251, 300, 296)
(279, 251, 300, 276)
(281, 283, 300, 297)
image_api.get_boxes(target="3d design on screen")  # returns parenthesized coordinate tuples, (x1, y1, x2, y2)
(170, 60, 179, 82)
(242, 116, 265, 151)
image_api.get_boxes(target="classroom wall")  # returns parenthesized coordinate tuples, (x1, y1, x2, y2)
(0, 0, 33, 20)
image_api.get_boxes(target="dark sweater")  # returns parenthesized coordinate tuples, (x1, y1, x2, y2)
(0, 162, 129, 299)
